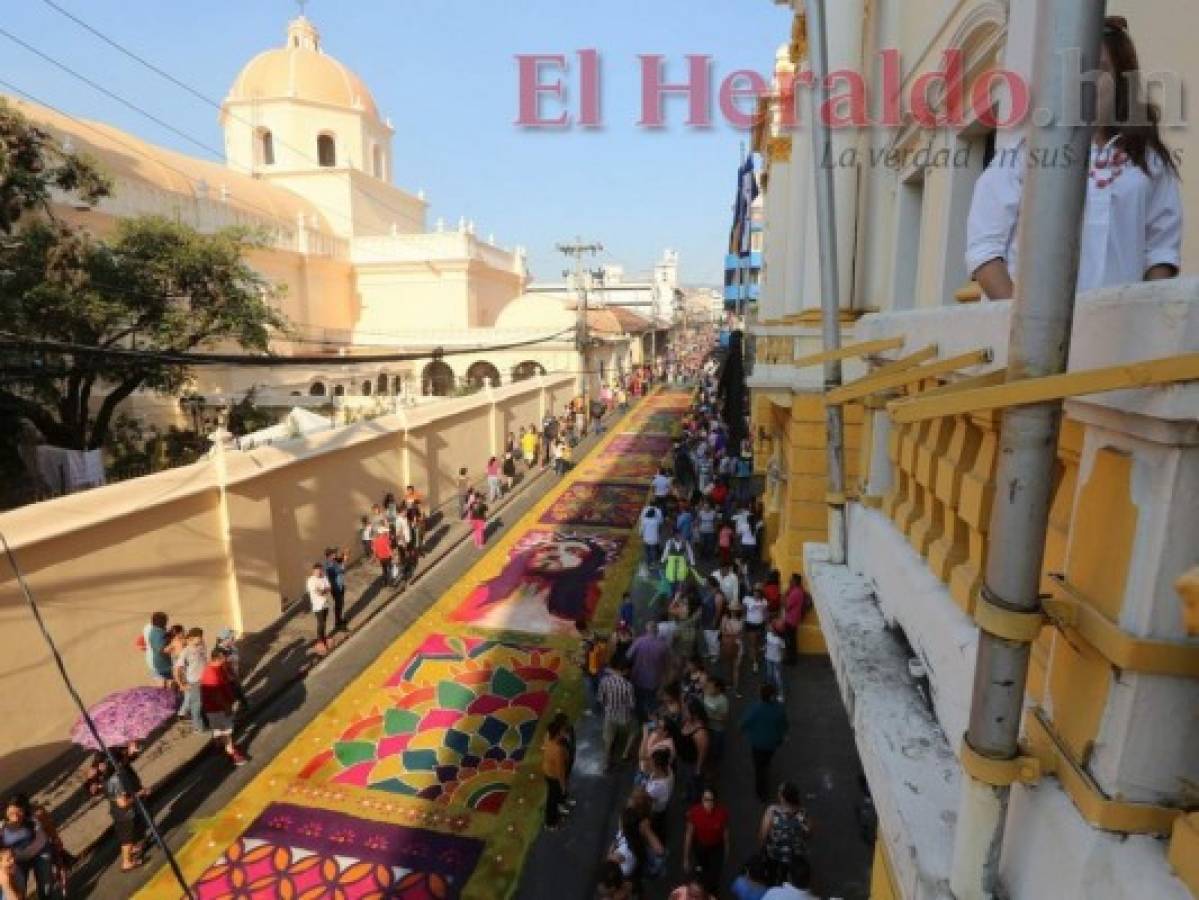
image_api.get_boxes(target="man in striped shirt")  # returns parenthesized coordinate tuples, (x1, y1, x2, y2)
(597, 658, 637, 772)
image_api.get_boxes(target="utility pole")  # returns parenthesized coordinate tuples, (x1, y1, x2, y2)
(556, 237, 603, 397)
(949, 4, 1106, 898)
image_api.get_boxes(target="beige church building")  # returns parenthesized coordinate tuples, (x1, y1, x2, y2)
(13, 14, 654, 424)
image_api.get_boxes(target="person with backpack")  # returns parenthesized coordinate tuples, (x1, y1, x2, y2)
(662, 530, 695, 596)
(758, 782, 810, 887)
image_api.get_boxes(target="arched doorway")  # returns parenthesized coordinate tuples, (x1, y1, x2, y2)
(361, 380, 372, 396)
(309, 381, 327, 397)
(333, 384, 345, 397)
(511, 360, 546, 383)
(422, 360, 455, 396)
(465, 361, 502, 391)
(377, 373, 390, 395)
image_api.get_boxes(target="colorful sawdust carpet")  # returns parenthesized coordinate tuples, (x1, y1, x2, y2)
(299, 635, 562, 813)
(193, 802, 482, 899)
(448, 530, 627, 635)
(538, 481, 647, 529)
(599, 434, 674, 457)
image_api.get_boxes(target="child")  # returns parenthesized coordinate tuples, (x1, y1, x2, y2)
(765, 620, 787, 702)
(214, 628, 249, 712)
(201, 646, 248, 766)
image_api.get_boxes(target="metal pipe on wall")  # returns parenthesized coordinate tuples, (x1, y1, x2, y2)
(804, 0, 847, 564)
(949, 3, 1107, 897)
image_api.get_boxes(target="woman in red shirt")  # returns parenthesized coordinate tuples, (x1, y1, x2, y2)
(683, 786, 729, 894)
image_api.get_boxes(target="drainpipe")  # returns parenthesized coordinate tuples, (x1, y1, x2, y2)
(805, 0, 847, 564)
(949, 3, 1106, 897)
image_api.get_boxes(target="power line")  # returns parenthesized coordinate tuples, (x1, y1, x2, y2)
(0, 328, 576, 367)
(26, 4, 494, 247)
(0, 26, 227, 161)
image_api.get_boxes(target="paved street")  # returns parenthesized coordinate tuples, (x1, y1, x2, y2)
(517, 568, 873, 900)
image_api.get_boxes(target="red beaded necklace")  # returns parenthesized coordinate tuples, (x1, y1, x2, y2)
(1089, 137, 1129, 191)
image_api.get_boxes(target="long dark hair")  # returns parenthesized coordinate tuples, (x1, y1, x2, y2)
(1103, 16, 1179, 177)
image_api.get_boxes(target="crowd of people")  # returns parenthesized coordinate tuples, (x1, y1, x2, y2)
(540, 372, 821, 899)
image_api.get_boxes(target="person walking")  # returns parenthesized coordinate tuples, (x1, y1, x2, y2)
(541, 717, 569, 832)
(720, 606, 745, 696)
(201, 647, 248, 766)
(102, 749, 147, 874)
(521, 426, 539, 470)
(324, 547, 348, 633)
(175, 627, 208, 731)
(307, 563, 332, 654)
(598, 659, 637, 771)
(740, 683, 789, 802)
(701, 675, 729, 764)
(486, 456, 502, 502)
(758, 782, 810, 886)
(142, 612, 172, 688)
(626, 621, 671, 721)
(371, 527, 393, 586)
(683, 786, 730, 895)
(639, 505, 664, 572)
(502, 451, 517, 493)
(765, 620, 787, 701)
(469, 495, 488, 549)
(743, 585, 769, 673)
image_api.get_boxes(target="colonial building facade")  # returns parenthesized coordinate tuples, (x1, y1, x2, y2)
(748, 2, 1198, 898)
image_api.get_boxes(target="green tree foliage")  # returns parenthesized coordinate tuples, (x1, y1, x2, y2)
(0, 100, 287, 453)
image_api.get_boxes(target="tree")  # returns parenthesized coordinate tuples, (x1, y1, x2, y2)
(0, 217, 287, 450)
(0, 98, 109, 233)
(0, 100, 287, 453)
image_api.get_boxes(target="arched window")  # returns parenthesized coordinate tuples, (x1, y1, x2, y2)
(361, 380, 372, 396)
(257, 128, 275, 166)
(372, 144, 384, 179)
(421, 361, 455, 397)
(317, 133, 336, 167)
(465, 361, 501, 391)
(377, 373, 390, 395)
(333, 384, 345, 397)
(309, 381, 327, 397)
(511, 361, 546, 383)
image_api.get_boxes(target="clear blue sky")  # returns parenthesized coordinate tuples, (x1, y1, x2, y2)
(3, 0, 792, 284)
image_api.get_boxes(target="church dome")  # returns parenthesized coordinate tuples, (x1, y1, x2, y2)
(227, 16, 379, 119)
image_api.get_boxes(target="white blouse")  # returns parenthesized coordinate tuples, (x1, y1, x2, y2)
(966, 138, 1182, 298)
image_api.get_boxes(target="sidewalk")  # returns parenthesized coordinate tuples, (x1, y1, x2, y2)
(37, 407, 626, 866)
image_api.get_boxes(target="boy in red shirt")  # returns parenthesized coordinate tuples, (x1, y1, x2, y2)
(201, 646, 247, 766)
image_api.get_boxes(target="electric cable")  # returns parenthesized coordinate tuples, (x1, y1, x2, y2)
(0, 327, 577, 367)
(0, 529, 196, 899)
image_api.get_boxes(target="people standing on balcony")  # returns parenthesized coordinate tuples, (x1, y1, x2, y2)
(967, 17, 1182, 301)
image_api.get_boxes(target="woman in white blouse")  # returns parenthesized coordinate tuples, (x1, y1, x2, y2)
(967, 16, 1182, 300)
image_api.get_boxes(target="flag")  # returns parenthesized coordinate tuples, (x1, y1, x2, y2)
(728, 155, 759, 258)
